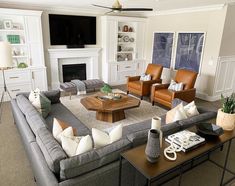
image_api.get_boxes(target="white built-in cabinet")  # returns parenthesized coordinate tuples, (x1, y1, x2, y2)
(0, 8, 47, 100)
(101, 16, 147, 85)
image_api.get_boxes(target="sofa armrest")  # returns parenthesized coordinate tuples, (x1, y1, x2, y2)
(172, 88, 196, 102)
(153, 83, 170, 91)
(127, 76, 140, 82)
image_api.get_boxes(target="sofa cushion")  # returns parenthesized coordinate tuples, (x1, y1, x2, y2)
(16, 95, 46, 134)
(155, 89, 172, 102)
(36, 127, 67, 174)
(45, 103, 90, 136)
(43, 89, 61, 104)
(16, 94, 36, 114)
(126, 121, 181, 147)
(59, 138, 131, 180)
(161, 122, 181, 136)
(122, 120, 151, 137)
(17, 89, 61, 104)
(178, 111, 217, 130)
(127, 129, 149, 147)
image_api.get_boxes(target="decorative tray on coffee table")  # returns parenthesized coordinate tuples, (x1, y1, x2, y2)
(96, 93, 125, 103)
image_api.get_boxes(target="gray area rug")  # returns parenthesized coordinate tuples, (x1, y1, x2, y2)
(61, 89, 167, 130)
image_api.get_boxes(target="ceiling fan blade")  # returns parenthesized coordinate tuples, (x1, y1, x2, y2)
(121, 8, 153, 11)
(92, 4, 113, 9)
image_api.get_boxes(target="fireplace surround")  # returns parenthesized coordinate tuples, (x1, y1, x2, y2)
(48, 48, 101, 89)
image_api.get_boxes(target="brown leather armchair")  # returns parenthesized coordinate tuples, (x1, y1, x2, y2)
(127, 64, 163, 100)
(151, 69, 198, 108)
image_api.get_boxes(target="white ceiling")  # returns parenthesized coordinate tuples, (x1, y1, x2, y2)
(0, 0, 234, 13)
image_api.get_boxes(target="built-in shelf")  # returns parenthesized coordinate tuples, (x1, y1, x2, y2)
(118, 42, 135, 44)
(11, 44, 26, 46)
(118, 32, 135, 34)
(117, 60, 134, 63)
(0, 29, 24, 32)
(117, 51, 134, 54)
(13, 55, 28, 58)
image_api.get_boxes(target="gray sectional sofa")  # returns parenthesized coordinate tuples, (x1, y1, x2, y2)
(11, 90, 217, 186)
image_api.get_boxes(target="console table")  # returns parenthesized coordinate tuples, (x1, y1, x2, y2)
(119, 127, 235, 186)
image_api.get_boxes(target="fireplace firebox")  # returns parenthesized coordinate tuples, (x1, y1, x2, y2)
(62, 64, 86, 82)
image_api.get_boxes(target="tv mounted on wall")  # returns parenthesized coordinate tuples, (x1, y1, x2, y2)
(49, 14, 96, 48)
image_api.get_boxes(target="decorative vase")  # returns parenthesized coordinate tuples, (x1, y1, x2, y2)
(145, 129, 160, 163)
(216, 108, 235, 131)
(151, 117, 163, 148)
(123, 25, 128, 32)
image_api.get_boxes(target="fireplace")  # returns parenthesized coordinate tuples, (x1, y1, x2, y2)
(62, 64, 86, 82)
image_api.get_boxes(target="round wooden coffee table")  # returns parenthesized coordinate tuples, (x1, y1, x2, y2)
(80, 92, 140, 123)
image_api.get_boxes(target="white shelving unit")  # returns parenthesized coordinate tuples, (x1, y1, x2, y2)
(101, 16, 147, 85)
(0, 8, 48, 100)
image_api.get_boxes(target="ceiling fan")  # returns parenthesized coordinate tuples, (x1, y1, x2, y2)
(92, 0, 153, 14)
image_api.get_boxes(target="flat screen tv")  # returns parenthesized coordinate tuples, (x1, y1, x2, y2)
(49, 14, 96, 46)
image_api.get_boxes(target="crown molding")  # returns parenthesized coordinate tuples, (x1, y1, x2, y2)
(147, 4, 225, 16)
(0, 2, 226, 17)
(0, 2, 104, 15)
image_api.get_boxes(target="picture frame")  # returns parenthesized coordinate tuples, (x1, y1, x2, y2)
(3, 20, 13, 29)
(174, 32, 206, 73)
(152, 32, 175, 68)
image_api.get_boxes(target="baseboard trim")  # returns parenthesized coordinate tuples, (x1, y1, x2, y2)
(196, 92, 220, 102)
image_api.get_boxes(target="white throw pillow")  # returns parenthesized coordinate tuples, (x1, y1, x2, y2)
(52, 118, 75, 143)
(184, 101, 199, 117)
(92, 124, 123, 148)
(140, 74, 151, 81)
(166, 103, 188, 124)
(172, 107, 188, 122)
(29, 88, 40, 103)
(60, 127, 92, 157)
(168, 80, 184, 91)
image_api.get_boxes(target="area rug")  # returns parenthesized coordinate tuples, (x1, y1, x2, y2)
(60, 89, 167, 130)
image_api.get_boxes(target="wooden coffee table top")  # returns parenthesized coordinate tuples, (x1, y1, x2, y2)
(80, 92, 140, 112)
(121, 124, 235, 180)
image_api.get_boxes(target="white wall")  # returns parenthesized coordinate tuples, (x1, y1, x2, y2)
(219, 4, 235, 56)
(145, 7, 227, 99)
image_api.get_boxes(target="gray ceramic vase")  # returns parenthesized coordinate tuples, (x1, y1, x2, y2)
(145, 129, 160, 163)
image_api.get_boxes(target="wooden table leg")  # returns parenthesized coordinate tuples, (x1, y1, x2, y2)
(96, 110, 125, 123)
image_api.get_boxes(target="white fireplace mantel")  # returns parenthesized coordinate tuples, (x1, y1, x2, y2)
(48, 48, 101, 89)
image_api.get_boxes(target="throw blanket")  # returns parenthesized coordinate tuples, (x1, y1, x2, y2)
(71, 79, 86, 95)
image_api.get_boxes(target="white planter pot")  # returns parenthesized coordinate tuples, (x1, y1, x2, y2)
(216, 109, 235, 131)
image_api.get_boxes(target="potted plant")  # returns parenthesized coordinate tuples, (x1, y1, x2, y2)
(100, 84, 112, 94)
(216, 93, 235, 131)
